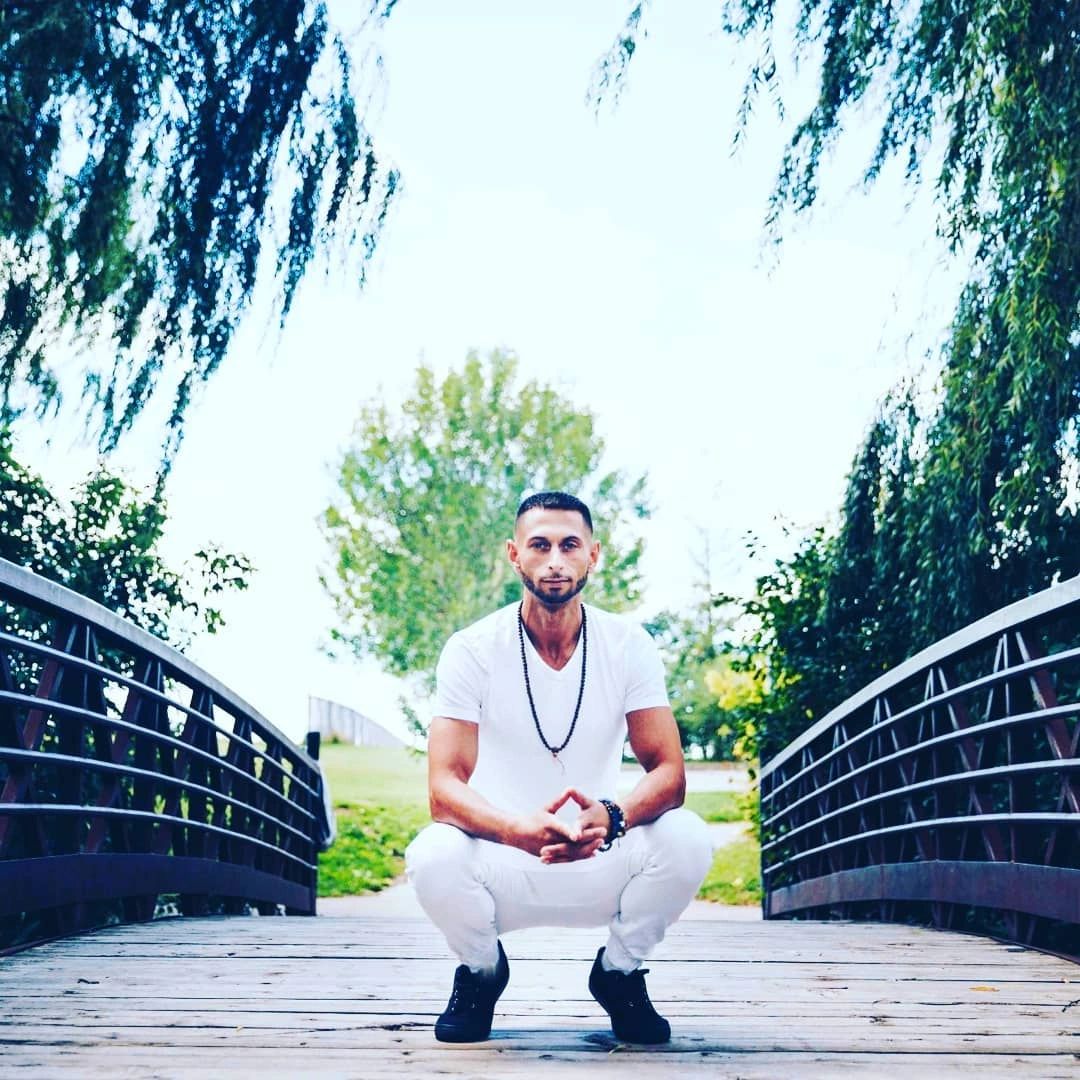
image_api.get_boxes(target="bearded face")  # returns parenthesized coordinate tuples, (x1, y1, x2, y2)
(509, 508, 599, 610)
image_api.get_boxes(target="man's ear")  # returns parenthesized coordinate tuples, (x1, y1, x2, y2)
(590, 540, 601, 570)
(506, 537, 520, 569)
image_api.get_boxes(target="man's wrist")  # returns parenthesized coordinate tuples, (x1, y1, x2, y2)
(598, 799, 627, 850)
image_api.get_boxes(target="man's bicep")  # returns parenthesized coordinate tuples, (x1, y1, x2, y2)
(428, 715, 479, 785)
(626, 706, 683, 771)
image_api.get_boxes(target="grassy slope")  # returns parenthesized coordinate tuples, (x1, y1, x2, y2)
(317, 743, 430, 897)
(315, 743, 760, 904)
(698, 834, 762, 907)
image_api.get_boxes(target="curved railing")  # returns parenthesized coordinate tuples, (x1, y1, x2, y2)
(760, 576, 1080, 959)
(0, 558, 332, 952)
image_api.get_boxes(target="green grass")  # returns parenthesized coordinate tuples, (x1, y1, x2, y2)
(682, 789, 744, 823)
(316, 743, 430, 898)
(319, 742, 428, 806)
(697, 832, 762, 907)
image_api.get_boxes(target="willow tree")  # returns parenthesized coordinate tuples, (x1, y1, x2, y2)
(0, 1, 398, 459)
(595, 3, 1079, 757)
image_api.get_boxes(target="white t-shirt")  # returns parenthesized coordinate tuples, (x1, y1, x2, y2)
(433, 601, 669, 871)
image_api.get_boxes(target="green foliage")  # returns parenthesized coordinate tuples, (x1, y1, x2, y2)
(735, 375, 1080, 763)
(0, 430, 252, 644)
(0, 1, 398, 459)
(318, 802, 429, 897)
(322, 349, 651, 709)
(697, 830, 761, 907)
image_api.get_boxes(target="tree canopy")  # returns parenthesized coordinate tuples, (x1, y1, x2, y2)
(0, 1, 398, 459)
(0, 431, 252, 645)
(322, 350, 650, 698)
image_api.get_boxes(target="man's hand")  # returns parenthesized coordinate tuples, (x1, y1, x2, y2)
(511, 789, 607, 861)
(537, 788, 610, 864)
(509, 789, 583, 855)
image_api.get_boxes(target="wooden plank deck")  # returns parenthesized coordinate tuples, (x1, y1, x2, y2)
(1, 914, 1078, 1077)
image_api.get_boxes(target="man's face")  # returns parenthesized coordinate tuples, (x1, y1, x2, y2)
(507, 508, 601, 608)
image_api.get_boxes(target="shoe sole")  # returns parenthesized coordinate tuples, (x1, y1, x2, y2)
(434, 1025, 493, 1043)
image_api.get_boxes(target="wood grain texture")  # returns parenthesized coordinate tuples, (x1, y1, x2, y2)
(1, 915, 1077, 1078)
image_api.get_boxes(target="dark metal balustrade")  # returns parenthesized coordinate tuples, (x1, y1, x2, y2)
(0, 558, 332, 951)
(760, 576, 1080, 959)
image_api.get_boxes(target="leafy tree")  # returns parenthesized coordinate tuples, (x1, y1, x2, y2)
(645, 546, 740, 758)
(703, 662, 764, 767)
(322, 349, 650, 705)
(0, 431, 252, 645)
(0, 1, 398, 459)
(737, 378, 1080, 763)
(647, 606, 730, 758)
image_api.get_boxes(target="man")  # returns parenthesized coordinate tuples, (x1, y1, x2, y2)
(405, 491, 712, 1045)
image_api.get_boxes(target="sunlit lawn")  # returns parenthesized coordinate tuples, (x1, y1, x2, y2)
(319, 742, 428, 805)
(682, 789, 744, 823)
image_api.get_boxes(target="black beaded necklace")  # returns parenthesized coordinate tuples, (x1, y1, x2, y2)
(517, 602, 587, 761)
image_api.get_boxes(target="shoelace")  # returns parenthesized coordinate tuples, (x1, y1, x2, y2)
(447, 966, 487, 1012)
(609, 967, 654, 1011)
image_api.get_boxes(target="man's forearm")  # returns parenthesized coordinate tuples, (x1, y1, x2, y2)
(618, 761, 685, 831)
(429, 776, 522, 848)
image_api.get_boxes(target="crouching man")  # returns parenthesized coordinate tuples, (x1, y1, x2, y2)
(405, 491, 713, 1045)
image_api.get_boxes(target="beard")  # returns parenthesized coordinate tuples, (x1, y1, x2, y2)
(519, 570, 589, 608)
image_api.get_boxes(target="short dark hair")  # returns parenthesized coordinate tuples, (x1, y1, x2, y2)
(516, 491, 593, 532)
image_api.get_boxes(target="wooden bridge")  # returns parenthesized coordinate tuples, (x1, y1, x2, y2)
(2, 911, 1079, 1076)
(1, 559, 1078, 1076)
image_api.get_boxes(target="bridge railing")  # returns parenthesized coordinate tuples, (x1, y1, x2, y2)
(0, 558, 331, 952)
(760, 576, 1080, 959)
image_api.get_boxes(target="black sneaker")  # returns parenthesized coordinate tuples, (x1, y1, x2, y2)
(588, 946, 671, 1044)
(434, 941, 510, 1043)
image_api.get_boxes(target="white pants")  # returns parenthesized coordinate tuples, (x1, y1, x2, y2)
(405, 807, 713, 973)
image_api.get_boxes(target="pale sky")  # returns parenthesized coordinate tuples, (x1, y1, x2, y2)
(16, 2, 963, 744)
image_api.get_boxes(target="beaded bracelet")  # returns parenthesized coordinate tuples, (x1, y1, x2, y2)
(598, 798, 627, 851)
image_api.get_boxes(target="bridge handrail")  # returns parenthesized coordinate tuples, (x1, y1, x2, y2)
(0, 557, 331, 951)
(763, 575, 1080, 774)
(760, 574, 1080, 960)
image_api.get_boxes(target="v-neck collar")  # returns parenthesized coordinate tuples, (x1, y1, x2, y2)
(520, 603, 586, 675)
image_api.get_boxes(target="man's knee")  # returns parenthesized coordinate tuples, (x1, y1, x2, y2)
(405, 822, 475, 895)
(641, 807, 714, 887)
